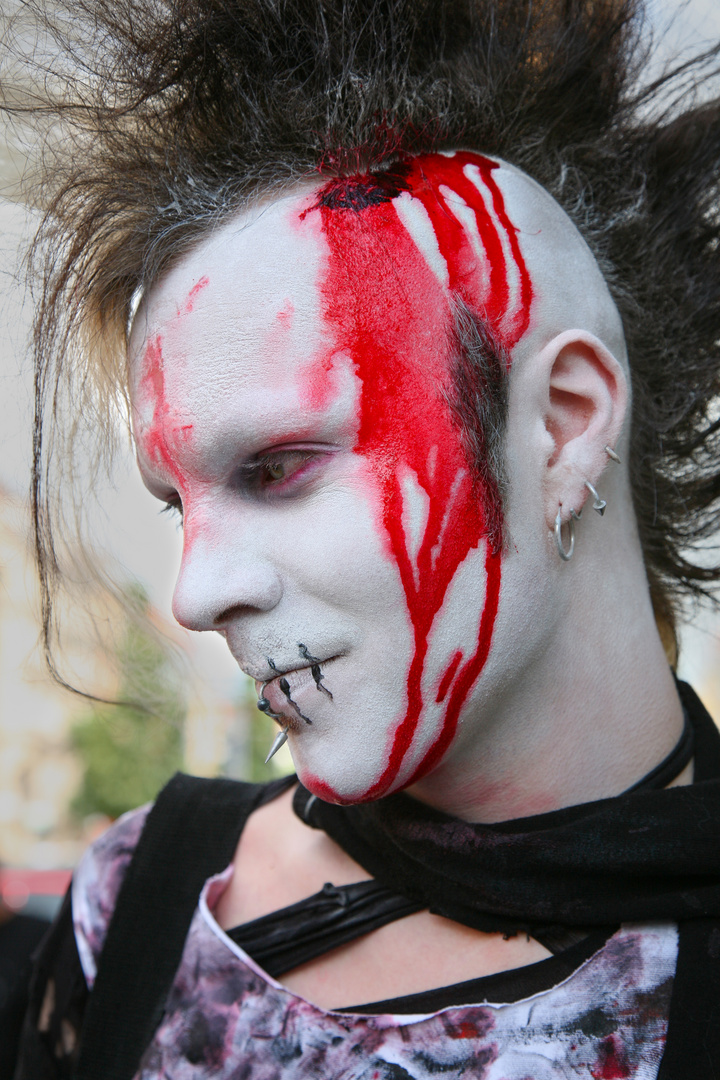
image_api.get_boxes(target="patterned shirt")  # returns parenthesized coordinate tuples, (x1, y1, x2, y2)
(72, 805, 678, 1080)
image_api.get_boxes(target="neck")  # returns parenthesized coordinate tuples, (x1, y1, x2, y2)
(407, 523, 684, 823)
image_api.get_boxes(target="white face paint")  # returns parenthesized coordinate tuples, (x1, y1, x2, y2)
(129, 152, 626, 805)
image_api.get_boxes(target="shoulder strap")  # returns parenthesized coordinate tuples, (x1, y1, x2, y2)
(75, 771, 292, 1080)
(657, 918, 720, 1080)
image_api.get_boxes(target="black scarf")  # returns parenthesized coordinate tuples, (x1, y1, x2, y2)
(294, 680, 720, 1077)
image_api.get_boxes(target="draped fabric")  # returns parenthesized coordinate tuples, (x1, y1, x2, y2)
(294, 682, 715, 936)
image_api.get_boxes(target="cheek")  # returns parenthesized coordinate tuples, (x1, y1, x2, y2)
(302, 196, 511, 801)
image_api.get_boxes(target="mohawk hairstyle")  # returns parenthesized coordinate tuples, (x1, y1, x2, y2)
(3, 0, 720, 680)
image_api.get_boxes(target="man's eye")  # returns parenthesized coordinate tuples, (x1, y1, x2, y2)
(245, 451, 316, 491)
(264, 460, 287, 482)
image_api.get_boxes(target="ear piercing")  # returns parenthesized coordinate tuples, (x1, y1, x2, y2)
(554, 448, 620, 563)
(584, 480, 606, 516)
(555, 468, 613, 561)
(554, 508, 575, 561)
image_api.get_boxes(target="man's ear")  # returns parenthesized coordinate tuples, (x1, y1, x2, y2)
(539, 330, 628, 527)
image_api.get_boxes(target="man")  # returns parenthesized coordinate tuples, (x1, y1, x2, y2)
(10, 0, 720, 1076)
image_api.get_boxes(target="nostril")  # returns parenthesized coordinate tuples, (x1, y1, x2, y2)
(214, 603, 251, 628)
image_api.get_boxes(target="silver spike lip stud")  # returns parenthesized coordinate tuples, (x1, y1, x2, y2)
(265, 728, 289, 764)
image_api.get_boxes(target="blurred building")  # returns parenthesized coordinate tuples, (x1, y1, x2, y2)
(0, 482, 257, 882)
(0, 484, 89, 870)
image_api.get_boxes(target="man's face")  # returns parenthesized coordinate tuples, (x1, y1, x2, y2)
(130, 154, 532, 802)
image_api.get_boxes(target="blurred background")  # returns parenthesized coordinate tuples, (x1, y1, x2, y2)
(0, 0, 719, 926)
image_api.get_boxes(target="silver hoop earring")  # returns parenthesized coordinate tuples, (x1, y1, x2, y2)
(555, 507, 575, 561)
(584, 480, 607, 516)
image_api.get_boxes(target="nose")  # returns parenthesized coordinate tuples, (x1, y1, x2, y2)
(171, 517, 283, 632)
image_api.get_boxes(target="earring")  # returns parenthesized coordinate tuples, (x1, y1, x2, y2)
(555, 507, 575, 561)
(584, 480, 606, 515)
(605, 445, 621, 464)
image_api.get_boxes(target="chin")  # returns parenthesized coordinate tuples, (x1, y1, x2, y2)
(293, 750, 416, 805)
(298, 772, 362, 805)
(293, 756, 401, 805)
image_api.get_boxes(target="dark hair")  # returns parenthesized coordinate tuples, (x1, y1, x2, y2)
(4, 0, 720, 678)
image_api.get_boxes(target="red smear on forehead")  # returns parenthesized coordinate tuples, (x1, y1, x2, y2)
(182, 275, 210, 314)
(139, 335, 179, 478)
(138, 335, 201, 549)
(310, 151, 532, 801)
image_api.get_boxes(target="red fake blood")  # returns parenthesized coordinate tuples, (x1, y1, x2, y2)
(591, 1035, 631, 1079)
(140, 335, 179, 477)
(139, 335, 200, 551)
(451, 1020, 481, 1040)
(436, 650, 463, 703)
(310, 152, 532, 799)
(182, 275, 210, 314)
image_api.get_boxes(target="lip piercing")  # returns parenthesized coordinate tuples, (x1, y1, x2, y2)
(257, 682, 283, 721)
(298, 643, 333, 699)
(584, 480, 606, 515)
(605, 445, 621, 464)
(265, 728, 288, 763)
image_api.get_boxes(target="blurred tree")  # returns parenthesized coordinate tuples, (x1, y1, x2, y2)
(70, 586, 185, 819)
(223, 677, 294, 783)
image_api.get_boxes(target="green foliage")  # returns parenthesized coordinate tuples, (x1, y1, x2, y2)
(71, 588, 185, 819)
(223, 677, 294, 784)
(248, 710, 295, 783)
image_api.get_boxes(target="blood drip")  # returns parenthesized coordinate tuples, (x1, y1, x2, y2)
(591, 1035, 631, 1079)
(140, 335, 178, 476)
(139, 335, 197, 551)
(312, 152, 533, 800)
(182, 275, 210, 314)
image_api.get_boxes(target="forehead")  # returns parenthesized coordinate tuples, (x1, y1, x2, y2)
(130, 194, 331, 389)
(129, 181, 450, 391)
(129, 151, 627, 412)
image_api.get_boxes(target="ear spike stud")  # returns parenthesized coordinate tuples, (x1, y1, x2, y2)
(265, 728, 288, 764)
(605, 445, 621, 464)
(584, 480, 606, 515)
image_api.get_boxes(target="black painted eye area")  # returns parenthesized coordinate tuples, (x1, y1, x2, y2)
(239, 449, 322, 494)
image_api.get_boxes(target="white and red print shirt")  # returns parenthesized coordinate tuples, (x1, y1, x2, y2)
(73, 805, 677, 1080)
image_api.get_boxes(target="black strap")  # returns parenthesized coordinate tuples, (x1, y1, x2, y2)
(226, 878, 423, 977)
(75, 772, 292, 1080)
(657, 919, 720, 1079)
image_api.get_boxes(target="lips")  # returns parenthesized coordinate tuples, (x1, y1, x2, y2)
(256, 659, 336, 724)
